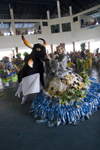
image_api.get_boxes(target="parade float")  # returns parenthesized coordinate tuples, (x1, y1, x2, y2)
(15, 36, 100, 127)
(29, 57, 100, 127)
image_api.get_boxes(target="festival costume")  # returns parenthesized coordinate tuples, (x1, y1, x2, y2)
(0, 62, 18, 86)
(15, 35, 47, 104)
(4, 61, 13, 70)
(76, 59, 86, 72)
(86, 52, 92, 70)
(29, 55, 100, 127)
(15, 38, 100, 127)
(29, 44, 100, 127)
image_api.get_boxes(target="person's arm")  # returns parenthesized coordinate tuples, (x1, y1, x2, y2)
(46, 54, 51, 60)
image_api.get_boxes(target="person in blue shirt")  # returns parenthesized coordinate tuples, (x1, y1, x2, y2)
(4, 57, 13, 70)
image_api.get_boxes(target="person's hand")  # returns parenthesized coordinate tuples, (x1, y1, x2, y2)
(46, 54, 51, 60)
(40, 58, 43, 63)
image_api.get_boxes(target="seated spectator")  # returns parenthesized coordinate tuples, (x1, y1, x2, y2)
(34, 30, 38, 34)
(38, 29, 41, 34)
(16, 29, 21, 35)
(4, 57, 13, 70)
(25, 29, 28, 34)
(93, 18, 97, 25)
(88, 21, 91, 26)
(18, 30, 21, 35)
(85, 21, 88, 27)
(81, 23, 85, 28)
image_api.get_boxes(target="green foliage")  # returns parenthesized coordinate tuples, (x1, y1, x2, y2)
(76, 59, 86, 72)
(59, 88, 87, 105)
(80, 71, 91, 85)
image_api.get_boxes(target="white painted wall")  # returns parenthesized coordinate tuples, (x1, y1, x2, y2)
(0, 3, 100, 53)
(0, 29, 10, 34)
(0, 36, 15, 48)
(90, 41, 100, 53)
(0, 24, 100, 49)
(65, 44, 73, 53)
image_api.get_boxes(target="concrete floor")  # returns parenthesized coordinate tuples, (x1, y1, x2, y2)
(0, 66, 100, 150)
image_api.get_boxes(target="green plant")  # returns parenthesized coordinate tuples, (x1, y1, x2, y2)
(59, 88, 87, 106)
(76, 59, 86, 72)
(80, 71, 91, 85)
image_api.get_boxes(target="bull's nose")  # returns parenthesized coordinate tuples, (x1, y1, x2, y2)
(41, 55, 48, 62)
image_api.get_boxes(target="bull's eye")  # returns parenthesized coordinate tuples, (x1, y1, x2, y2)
(36, 48, 41, 51)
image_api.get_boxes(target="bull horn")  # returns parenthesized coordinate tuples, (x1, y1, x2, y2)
(22, 35, 33, 49)
(38, 38, 46, 47)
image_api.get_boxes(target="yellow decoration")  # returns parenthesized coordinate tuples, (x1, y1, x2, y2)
(67, 62, 73, 66)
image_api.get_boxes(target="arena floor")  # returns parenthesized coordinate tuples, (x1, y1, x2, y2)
(0, 65, 100, 150)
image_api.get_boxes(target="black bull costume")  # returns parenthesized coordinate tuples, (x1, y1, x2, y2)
(15, 35, 47, 99)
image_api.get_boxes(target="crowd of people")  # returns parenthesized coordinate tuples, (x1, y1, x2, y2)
(0, 28, 41, 36)
(0, 44, 100, 106)
(46, 47, 100, 74)
(0, 46, 100, 87)
(0, 48, 100, 72)
(16, 29, 41, 35)
(0, 52, 29, 86)
(0, 55, 23, 71)
(81, 17, 100, 28)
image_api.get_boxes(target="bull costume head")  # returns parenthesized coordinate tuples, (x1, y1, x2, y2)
(22, 35, 47, 67)
(15, 35, 47, 99)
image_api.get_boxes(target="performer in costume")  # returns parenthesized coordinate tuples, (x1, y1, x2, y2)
(44, 45, 85, 96)
(86, 49, 92, 70)
(15, 36, 100, 127)
(80, 43, 86, 59)
(15, 35, 47, 104)
(4, 57, 13, 70)
(29, 46, 100, 127)
(30, 43, 100, 127)
(76, 43, 86, 72)
(0, 61, 18, 86)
